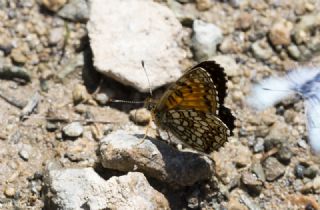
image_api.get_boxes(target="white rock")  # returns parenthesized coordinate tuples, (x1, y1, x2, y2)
(62, 122, 84, 138)
(192, 19, 223, 61)
(44, 168, 169, 210)
(87, 0, 186, 92)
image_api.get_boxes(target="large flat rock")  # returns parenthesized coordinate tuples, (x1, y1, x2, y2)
(87, 0, 186, 92)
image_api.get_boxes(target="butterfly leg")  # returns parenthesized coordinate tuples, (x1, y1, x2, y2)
(137, 123, 150, 145)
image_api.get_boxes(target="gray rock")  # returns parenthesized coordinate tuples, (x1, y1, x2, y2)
(49, 27, 64, 46)
(251, 39, 273, 60)
(58, 0, 89, 22)
(276, 145, 292, 165)
(287, 44, 301, 60)
(263, 157, 285, 181)
(44, 168, 169, 210)
(192, 19, 223, 61)
(87, 0, 186, 92)
(100, 130, 214, 186)
(251, 162, 266, 182)
(62, 122, 84, 138)
(241, 171, 263, 195)
(253, 138, 264, 153)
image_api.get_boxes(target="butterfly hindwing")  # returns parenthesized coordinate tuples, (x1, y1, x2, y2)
(163, 110, 228, 153)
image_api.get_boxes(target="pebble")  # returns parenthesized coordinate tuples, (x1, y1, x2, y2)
(235, 12, 253, 31)
(49, 27, 64, 46)
(72, 84, 89, 104)
(263, 157, 285, 181)
(19, 149, 30, 161)
(287, 44, 301, 60)
(129, 108, 151, 126)
(192, 19, 223, 61)
(241, 171, 263, 195)
(11, 48, 27, 64)
(268, 20, 293, 46)
(295, 164, 306, 179)
(251, 162, 266, 182)
(276, 145, 292, 165)
(219, 36, 242, 54)
(57, 0, 89, 22)
(195, 0, 212, 11)
(46, 122, 59, 132)
(0, 34, 13, 54)
(253, 138, 264, 153)
(62, 122, 84, 138)
(304, 166, 318, 179)
(4, 186, 15, 198)
(94, 93, 109, 105)
(40, 0, 67, 12)
(297, 139, 308, 149)
(251, 39, 273, 60)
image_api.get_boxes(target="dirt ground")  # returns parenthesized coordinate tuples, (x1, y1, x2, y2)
(0, 0, 320, 209)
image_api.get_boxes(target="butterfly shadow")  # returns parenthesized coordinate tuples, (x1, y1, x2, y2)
(133, 134, 214, 186)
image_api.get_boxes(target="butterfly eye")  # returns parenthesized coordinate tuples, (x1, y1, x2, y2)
(144, 98, 156, 111)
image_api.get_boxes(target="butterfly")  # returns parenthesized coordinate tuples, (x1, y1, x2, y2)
(246, 66, 320, 154)
(144, 61, 235, 153)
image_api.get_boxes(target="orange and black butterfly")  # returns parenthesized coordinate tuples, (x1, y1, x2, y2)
(145, 61, 235, 153)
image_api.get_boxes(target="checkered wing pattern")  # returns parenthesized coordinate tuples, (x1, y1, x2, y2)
(163, 110, 228, 153)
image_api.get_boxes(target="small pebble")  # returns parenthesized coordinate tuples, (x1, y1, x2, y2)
(235, 12, 253, 31)
(46, 122, 59, 132)
(129, 108, 151, 126)
(72, 84, 89, 104)
(62, 122, 84, 138)
(19, 149, 30, 161)
(276, 145, 292, 165)
(94, 93, 109, 105)
(251, 39, 273, 60)
(297, 139, 308, 149)
(304, 166, 318, 179)
(263, 157, 285, 181)
(11, 48, 27, 64)
(295, 164, 306, 179)
(195, 0, 212, 11)
(40, 0, 67, 12)
(241, 171, 263, 195)
(253, 138, 264, 153)
(268, 20, 293, 46)
(4, 187, 15, 198)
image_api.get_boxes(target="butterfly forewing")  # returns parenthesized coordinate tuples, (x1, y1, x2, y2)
(156, 67, 220, 114)
(148, 61, 235, 153)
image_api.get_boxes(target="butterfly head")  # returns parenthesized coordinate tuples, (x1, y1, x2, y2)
(144, 97, 157, 111)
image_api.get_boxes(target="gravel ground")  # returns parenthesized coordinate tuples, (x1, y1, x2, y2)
(0, 0, 320, 209)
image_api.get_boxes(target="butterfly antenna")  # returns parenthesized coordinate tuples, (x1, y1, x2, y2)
(108, 99, 144, 104)
(141, 60, 153, 97)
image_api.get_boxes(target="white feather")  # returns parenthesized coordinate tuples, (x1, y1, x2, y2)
(305, 97, 320, 154)
(247, 67, 320, 110)
(246, 76, 294, 110)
